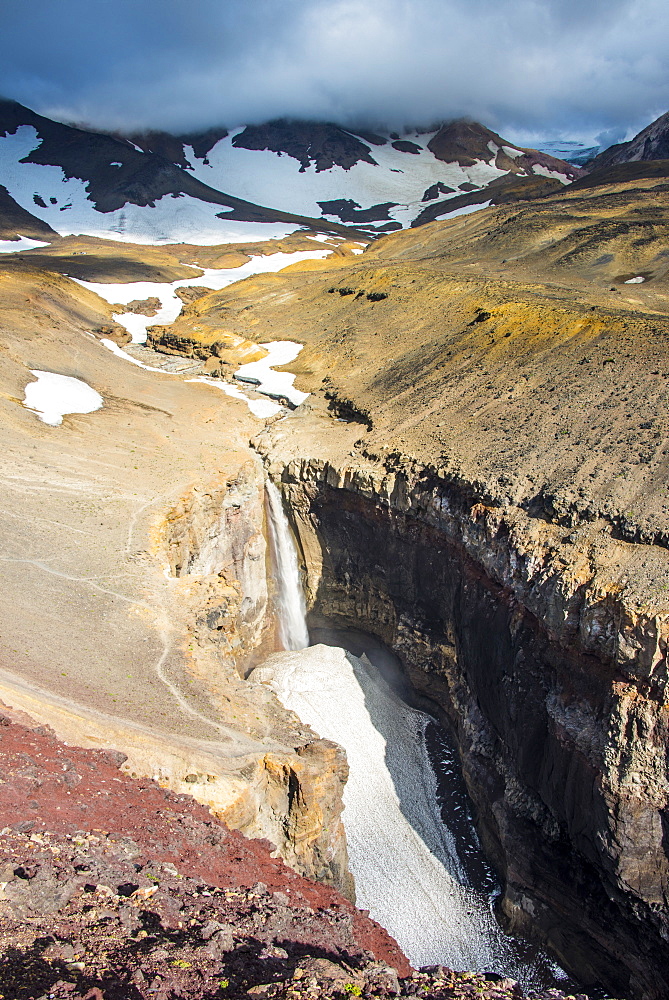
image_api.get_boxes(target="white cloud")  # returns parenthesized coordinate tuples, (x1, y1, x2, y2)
(1, 0, 667, 141)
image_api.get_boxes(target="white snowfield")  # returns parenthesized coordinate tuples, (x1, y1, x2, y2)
(186, 127, 509, 231)
(22, 370, 103, 425)
(0, 122, 573, 244)
(0, 234, 50, 253)
(0, 125, 297, 245)
(251, 644, 560, 985)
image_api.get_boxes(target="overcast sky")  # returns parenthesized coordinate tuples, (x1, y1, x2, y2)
(1, 0, 667, 144)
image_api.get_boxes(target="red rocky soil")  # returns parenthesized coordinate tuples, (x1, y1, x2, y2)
(0, 709, 607, 1000)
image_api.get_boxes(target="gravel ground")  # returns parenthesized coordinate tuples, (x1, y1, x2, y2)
(0, 712, 616, 1000)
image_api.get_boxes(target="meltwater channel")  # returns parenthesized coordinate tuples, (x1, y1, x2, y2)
(257, 481, 569, 990)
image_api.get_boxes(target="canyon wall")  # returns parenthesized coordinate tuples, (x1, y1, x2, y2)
(260, 441, 669, 1000)
(156, 459, 354, 899)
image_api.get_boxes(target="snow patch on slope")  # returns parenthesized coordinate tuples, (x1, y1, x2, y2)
(234, 341, 308, 407)
(23, 370, 103, 426)
(0, 235, 50, 253)
(188, 377, 282, 419)
(434, 200, 492, 220)
(531, 164, 572, 183)
(100, 338, 165, 371)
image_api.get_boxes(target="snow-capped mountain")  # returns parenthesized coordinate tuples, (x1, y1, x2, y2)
(0, 100, 582, 245)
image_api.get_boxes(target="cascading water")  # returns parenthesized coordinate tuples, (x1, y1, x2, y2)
(265, 479, 310, 650)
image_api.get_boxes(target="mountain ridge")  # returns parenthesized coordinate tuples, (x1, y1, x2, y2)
(588, 109, 669, 171)
(0, 100, 581, 244)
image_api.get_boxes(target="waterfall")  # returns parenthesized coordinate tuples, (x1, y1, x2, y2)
(265, 480, 310, 650)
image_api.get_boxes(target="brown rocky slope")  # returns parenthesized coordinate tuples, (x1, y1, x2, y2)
(0, 237, 367, 906)
(0, 704, 605, 1000)
(151, 175, 669, 999)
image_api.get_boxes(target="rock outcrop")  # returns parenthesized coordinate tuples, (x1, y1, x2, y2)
(155, 463, 353, 898)
(0, 705, 411, 999)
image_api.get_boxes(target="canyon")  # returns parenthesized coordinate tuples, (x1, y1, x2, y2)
(0, 133, 668, 999)
(148, 170, 669, 998)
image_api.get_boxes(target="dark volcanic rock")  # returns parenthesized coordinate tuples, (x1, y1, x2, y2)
(569, 158, 669, 191)
(128, 126, 230, 166)
(0, 99, 187, 214)
(391, 140, 422, 154)
(318, 199, 398, 223)
(350, 128, 388, 147)
(231, 120, 379, 172)
(428, 119, 503, 165)
(422, 182, 456, 201)
(0, 183, 59, 240)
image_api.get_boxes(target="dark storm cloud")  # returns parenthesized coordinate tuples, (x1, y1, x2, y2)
(1, 0, 667, 140)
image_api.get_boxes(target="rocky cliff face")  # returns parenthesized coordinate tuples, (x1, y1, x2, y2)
(256, 427, 669, 1000)
(155, 459, 354, 900)
(588, 110, 669, 171)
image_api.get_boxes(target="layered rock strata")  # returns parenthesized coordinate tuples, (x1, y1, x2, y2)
(257, 419, 669, 1000)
